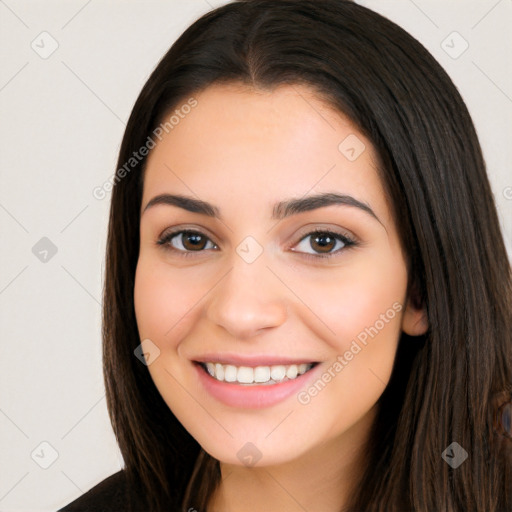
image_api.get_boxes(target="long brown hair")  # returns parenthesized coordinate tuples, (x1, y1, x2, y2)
(102, 1, 512, 510)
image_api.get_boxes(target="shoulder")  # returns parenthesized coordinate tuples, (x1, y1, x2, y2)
(57, 470, 128, 511)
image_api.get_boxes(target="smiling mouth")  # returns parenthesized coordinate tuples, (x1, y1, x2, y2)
(197, 361, 319, 386)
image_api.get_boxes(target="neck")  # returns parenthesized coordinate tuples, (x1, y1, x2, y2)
(207, 406, 376, 512)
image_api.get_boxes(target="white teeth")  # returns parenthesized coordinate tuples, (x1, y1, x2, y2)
(270, 365, 286, 381)
(254, 366, 270, 383)
(286, 365, 298, 379)
(202, 361, 314, 385)
(206, 362, 215, 377)
(224, 365, 237, 382)
(215, 363, 224, 381)
(237, 366, 254, 383)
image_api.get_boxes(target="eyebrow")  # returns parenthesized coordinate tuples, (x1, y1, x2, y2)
(142, 192, 381, 224)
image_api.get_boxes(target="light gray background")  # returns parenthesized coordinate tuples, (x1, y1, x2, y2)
(0, 1, 510, 510)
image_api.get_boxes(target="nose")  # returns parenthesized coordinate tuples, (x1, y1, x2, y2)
(205, 259, 287, 339)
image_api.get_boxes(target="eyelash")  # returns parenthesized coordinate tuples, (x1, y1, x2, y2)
(156, 227, 357, 261)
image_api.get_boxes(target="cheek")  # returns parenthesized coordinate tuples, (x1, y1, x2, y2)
(292, 258, 406, 438)
(288, 251, 407, 357)
(133, 258, 200, 345)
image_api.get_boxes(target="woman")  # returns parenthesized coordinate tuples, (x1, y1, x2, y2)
(59, 0, 512, 510)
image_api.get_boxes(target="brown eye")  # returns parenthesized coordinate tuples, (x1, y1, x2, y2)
(293, 229, 355, 259)
(157, 230, 217, 253)
(180, 232, 209, 251)
(309, 232, 337, 253)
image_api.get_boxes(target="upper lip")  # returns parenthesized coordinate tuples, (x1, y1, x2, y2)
(193, 353, 318, 367)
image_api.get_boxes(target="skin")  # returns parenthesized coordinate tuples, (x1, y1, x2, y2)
(134, 83, 428, 511)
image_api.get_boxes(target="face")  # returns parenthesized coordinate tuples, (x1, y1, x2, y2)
(134, 83, 426, 468)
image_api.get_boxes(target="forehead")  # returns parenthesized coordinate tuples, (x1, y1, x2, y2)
(142, 83, 389, 225)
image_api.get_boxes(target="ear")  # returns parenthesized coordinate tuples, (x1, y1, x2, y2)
(401, 294, 428, 336)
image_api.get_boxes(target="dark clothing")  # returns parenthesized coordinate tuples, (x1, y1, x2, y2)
(57, 470, 129, 511)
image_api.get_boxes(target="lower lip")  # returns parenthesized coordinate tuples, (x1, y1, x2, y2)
(194, 363, 320, 409)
